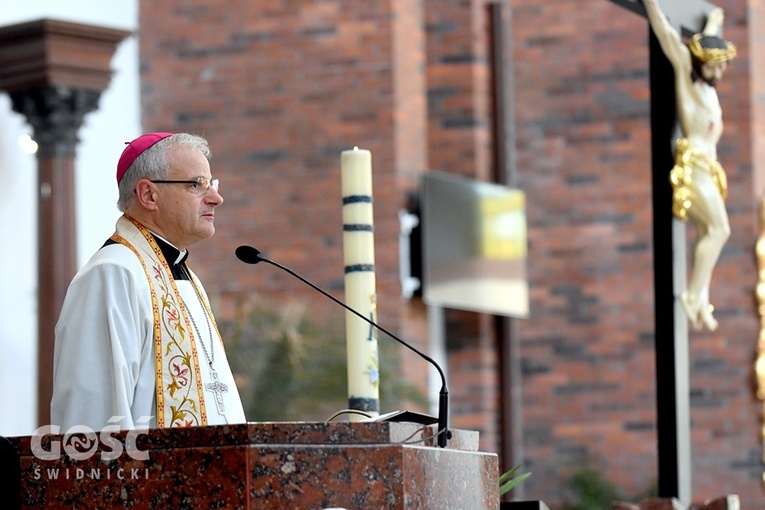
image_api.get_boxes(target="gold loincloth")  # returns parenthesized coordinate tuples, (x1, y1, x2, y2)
(669, 138, 728, 221)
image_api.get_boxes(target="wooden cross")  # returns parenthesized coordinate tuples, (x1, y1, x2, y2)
(607, 0, 720, 506)
(610, 0, 717, 34)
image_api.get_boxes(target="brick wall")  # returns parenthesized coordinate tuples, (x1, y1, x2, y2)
(140, 0, 424, 329)
(139, 0, 764, 506)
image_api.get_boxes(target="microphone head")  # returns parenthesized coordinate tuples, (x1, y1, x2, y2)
(235, 245, 263, 264)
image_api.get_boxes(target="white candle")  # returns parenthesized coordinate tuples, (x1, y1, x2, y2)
(341, 147, 380, 419)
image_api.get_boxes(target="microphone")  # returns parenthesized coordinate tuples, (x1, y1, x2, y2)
(235, 245, 452, 448)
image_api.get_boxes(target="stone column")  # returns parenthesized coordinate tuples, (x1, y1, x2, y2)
(0, 19, 130, 426)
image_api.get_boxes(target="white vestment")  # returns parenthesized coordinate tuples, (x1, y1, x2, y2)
(51, 241, 246, 431)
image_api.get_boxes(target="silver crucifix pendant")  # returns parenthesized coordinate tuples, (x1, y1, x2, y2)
(205, 368, 228, 415)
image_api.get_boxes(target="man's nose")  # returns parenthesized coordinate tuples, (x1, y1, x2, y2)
(205, 188, 224, 206)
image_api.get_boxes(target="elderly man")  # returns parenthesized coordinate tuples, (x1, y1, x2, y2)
(51, 132, 246, 430)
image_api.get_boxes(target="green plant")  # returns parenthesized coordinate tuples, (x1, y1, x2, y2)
(561, 466, 624, 510)
(559, 463, 657, 510)
(499, 465, 531, 496)
(220, 301, 428, 422)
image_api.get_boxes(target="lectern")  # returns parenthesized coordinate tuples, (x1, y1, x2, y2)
(9, 422, 498, 509)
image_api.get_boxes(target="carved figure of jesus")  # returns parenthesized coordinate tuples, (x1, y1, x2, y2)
(643, 0, 737, 331)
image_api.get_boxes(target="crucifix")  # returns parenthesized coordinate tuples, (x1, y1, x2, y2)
(205, 369, 229, 415)
(608, 0, 729, 505)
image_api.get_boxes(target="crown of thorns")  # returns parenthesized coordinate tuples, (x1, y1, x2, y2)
(689, 33, 737, 63)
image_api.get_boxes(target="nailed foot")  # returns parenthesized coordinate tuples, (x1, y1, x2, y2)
(681, 292, 718, 331)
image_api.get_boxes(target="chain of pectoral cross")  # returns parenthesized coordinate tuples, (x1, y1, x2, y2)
(182, 266, 228, 415)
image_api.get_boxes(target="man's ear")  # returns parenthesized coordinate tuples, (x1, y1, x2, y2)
(134, 179, 159, 210)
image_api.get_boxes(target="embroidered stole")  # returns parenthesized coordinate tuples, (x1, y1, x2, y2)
(111, 214, 212, 427)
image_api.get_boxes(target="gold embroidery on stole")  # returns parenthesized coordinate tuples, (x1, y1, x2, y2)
(112, 215, 208, 427)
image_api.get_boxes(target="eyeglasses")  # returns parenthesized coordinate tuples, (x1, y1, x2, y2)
(150, 176, 220, 192)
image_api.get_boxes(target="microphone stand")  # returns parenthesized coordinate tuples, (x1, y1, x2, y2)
(236, 246, 451, 448)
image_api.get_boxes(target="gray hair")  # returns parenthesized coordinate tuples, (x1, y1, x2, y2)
(117, 133, 211, 212)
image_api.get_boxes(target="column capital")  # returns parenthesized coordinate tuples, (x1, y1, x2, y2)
(10, 86, 101, 157)
(0, 18, 131, 93)
(0, 18, 130, 156)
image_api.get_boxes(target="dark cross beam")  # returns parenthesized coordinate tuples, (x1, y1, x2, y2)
(608, 0, 718, 505)
(610, 0, 717, 33)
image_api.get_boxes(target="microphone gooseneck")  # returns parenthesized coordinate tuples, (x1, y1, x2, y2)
(235, 245, 451, 448)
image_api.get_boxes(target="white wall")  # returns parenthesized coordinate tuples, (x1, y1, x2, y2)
(0, 1, 140, 436)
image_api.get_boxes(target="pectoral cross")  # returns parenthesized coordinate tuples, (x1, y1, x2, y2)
(205, 369, 228, 415)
